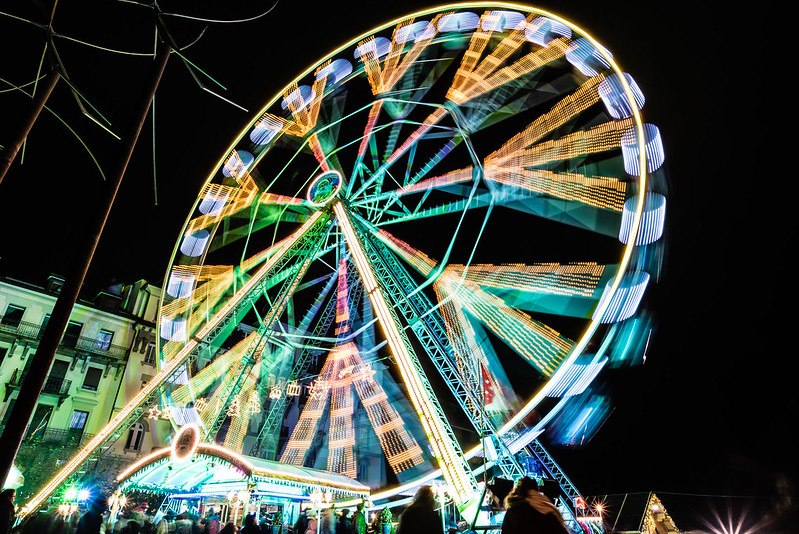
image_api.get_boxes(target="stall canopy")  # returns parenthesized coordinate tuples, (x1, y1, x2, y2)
(116, 442, 370, 501)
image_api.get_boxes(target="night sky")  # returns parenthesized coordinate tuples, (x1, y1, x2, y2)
(0, 1, 792, 529)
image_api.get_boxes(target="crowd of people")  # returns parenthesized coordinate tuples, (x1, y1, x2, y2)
(2, 478, 569, 534)
(2, 496, 284, 534)
(291, 479, 568, 534)
(291, 501, 368, 534)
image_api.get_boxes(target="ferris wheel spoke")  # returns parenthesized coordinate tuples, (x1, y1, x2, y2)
(491, 74, 608, 156)
(348, 16, 445, 195)
(435, 286, 520, 424)
(282, 74, 331, 167)
(376, 228, 573, 377)
(375, 11, 572, 174)
(250, 270, 341, 459)
(500, 116, 635, 170)
(375, 191, 494, 227)
(187, 182, 259, 234)
(445, 263, 613, 319)
(201, 227, 326, 441)
(376, 29, 575, 199)
(360, 16, 443, 98)
(485, 167, 626, 210)
(170, 337, 252, 406)
(365, 74, 621, 223)
(435, 269, 573, 378)
(447, 12, 571, 106)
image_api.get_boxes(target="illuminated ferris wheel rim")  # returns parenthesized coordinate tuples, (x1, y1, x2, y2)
(165, 0, 651, 420)
(157, 1, 660, 502)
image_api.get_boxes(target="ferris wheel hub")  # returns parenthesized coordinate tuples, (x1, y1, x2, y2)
(307, 169, 343, 207)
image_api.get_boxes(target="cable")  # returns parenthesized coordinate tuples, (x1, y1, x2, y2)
(50, 25, 208, 56)
(159, 0, 279, 23)
(654, 491, 775, 501)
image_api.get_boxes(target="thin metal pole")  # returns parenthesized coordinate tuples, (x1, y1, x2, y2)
(0, 68, 61, 184)
(0, 40, 171, 498)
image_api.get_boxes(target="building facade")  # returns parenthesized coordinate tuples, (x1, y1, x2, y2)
(0, 274, 169, 497)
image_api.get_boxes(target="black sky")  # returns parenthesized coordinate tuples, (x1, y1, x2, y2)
(0, 0, 793, 528)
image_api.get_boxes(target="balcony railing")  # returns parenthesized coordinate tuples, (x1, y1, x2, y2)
(6, 368, 72, 397)
(0, 423, 95, 447)
(25, 427, 95, 446)
(0, 317, 127, 359)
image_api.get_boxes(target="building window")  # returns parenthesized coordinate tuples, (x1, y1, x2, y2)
(143, 343, 156, 365)
(0, 347, 7, 367)
(1, 304, 26, 328)
(95, 329, 114, 351)
(124, 423, 145, 451)
(62, 321, 83, 348)
(82, 367, 103, 391)
(68, 410, 89, 442)
(44, 360, 69, 394)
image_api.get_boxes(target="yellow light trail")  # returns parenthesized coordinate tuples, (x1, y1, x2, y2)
(447, 263, 605, 298)
(169, 344, 242, 405)
(186, 172, 260, 234)
(355, 16, 443, 167)
(484, 167, 627, 211)
(283, 69, 333, 171)
(491, 75, 606, 157)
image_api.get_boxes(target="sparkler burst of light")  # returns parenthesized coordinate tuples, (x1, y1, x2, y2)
(693, 501, 771, 534)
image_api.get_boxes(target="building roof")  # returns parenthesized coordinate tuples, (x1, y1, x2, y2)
(594, 492, 680, 533)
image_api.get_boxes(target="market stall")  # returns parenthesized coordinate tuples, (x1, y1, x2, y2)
(115, 425, 370, 528)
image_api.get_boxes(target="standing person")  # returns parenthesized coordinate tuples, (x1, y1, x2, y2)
(304, 511, 317, 534)
(320, 508, 335, 534)
(335, 509, 350, 534)
(0, 489, 15, 534)
(204, 509, 221, 534)
(350, 503, 366, 534)
(500, 477, 568, 534)
(76, 494, 107, 534)
(395, 486, 440, 534)
(241, 514, 259, 534)
(293, 509, 308, 534)
(175, 513, 192, 534)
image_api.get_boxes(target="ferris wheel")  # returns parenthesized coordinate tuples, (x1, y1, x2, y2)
(16, 4, 669, 522)
(153, 1, 667, 507)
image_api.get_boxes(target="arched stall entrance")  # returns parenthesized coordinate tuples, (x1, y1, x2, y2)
(114, 435, 370, 529)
